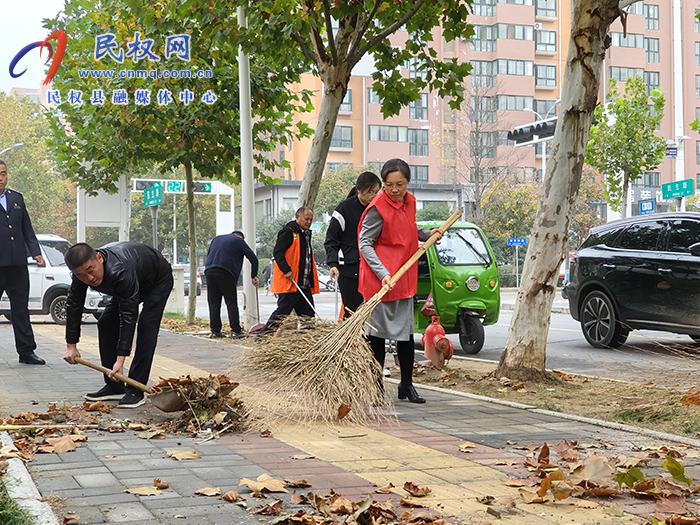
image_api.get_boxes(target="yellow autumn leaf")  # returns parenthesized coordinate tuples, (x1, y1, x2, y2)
(166, 450, 201, 461)
(125, 486, 162, 496)
(195, 487, 221, 496)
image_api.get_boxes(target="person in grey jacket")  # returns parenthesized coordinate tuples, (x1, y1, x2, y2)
(62, 242, 173, 408)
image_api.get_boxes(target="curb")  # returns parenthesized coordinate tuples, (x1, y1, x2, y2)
(500, 303, 570, 315)
(1, 432, 59, 525)
(396, 380, 700, 449)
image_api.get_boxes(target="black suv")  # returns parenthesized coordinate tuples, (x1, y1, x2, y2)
(563, 212, 700, 348)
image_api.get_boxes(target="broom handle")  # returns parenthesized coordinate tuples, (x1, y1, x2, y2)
(74, 357, 151, 393)
(374, 208, 464, 302)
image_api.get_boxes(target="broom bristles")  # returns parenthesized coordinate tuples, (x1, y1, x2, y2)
(232, 294, 392, 424)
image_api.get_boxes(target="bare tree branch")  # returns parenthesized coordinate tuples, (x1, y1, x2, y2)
(347, 0, 382, 65)
(291, 32, 321, 71)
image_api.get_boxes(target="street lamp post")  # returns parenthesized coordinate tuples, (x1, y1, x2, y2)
(0, 143, 23, 157)
(524, 100, 560, 179)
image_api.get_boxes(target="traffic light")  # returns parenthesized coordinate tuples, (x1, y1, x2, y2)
(166, 181, 185, 193)
(507, 116, 557, 145)
(193, 181, 213, 193)
(134, 180, 157, 191)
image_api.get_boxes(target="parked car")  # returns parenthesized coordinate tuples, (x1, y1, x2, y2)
(197, 266, 207, 286)
(562, 212, 700, 348)
(183, 271, 202, 296)
(316, 267, 337, 292)
(0, 234, 109, 324)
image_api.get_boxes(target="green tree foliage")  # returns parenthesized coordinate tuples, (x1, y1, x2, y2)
(568, 167, 605, 250)
(585, 77, 666, 217)
(315, 166, 362, 216)
(416, 203, 452, 222)
(0, 94, 74, 240)
(233, 0, 474, 208)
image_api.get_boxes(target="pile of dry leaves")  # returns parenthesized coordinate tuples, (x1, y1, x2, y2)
(484, 440, 700, 524)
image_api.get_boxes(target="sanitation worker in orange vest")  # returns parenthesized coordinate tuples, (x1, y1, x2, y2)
(259, 207, 319, 333)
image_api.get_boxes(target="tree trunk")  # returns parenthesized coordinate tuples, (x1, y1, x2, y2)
(496, 0, 621, 382)
(621, 173, 630, 218)
(297, 68, 349, 209)
(185, 162, 197, 325)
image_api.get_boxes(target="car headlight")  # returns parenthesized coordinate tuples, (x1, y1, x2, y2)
(466, 276, 480, 292)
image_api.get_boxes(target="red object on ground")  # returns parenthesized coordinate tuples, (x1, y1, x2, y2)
(421, 316, 453, 368)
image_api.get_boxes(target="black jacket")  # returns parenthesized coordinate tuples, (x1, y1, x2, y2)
(205, 233, 259, 279)
(324, 195, 366, 279)
(0, 189, 41, 267)
(65, 242, 172, 355)
(273, 220, 314, 285)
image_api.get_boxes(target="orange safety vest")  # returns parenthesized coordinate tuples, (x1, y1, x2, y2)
(271, 231, 320, 295)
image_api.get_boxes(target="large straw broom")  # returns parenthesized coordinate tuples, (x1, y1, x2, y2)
(236, 209, 463, 424)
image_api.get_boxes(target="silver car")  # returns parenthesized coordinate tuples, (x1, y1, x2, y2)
(0, 234, 108, 324)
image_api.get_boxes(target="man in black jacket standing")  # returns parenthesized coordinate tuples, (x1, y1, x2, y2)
(0, 160, 46, 365)
(62, 242, 173, 408)
(205, 230, 259, 338)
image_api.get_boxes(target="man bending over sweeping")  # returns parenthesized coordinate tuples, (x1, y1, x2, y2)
(62, 242, 173, 408)
(259, 207, 319, 333)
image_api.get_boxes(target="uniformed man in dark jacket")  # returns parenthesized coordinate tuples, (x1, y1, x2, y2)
(0, 160, 46, 365)
(62, 242, 173, 408)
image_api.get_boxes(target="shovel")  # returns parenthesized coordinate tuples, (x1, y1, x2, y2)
(75, 357, 186, 412)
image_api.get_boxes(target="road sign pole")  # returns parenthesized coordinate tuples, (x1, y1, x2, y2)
(516, 245, 519, 289)
(150, 205, 158, 249)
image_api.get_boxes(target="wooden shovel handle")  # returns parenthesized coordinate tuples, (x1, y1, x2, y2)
(373, 209, 464, 302)
(74, 357, 151, 393)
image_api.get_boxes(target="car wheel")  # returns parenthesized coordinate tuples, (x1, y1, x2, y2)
(458, 314, 485, 355)
(580, 291, 627, 348)
(49, 295, 68, 325)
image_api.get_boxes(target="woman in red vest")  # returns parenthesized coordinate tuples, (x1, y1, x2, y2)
(358, 159, 442, 404)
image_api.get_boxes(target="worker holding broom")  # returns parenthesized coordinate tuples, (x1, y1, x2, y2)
(359, 159, 442, 404)
(259, 207, 319, 333)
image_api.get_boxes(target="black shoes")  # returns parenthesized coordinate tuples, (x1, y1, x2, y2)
(210, 331, 226, 339)
(19, 352, 45, 365)
(85, 385, 125, 401)
(117, 391, 145, 408)
(230, 331, 246, 339)
(398, 384, 426, 404)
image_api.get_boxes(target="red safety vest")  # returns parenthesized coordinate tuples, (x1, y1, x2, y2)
(271, 231, 320, 295)
(358, 191, 418, 302)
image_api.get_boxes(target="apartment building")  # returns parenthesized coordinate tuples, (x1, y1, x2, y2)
(260, 0, 699, 218)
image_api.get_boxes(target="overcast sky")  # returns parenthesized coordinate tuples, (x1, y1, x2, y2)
(0, 1, 64, 95)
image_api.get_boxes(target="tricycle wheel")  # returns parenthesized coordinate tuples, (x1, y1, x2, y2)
(458, 315, 484, 355)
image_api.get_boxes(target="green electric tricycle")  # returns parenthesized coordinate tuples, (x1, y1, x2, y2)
(414, 220, 500, 354)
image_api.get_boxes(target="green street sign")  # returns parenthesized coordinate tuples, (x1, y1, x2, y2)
(662, 179, 695, 200)
(193, 181, 213, 193)
(144, 182, 163, 208)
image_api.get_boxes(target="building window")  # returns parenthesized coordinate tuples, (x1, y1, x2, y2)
(496, 59, 533, 76)
(470, 96, 496, 123)
(696, 140, 700, 164)
(648, 105, 660, 130)
(471, 25, 496, 52)
(410, 165, 429, 183)
(443, 130, 456, 160)
(610, 66, 644, 82)
(696, 107, 700, 122)
(471, 60, 496, 87)
(497, 0, 533, 5)
(470, 131, 497, 158)
(443, 37, 455, 53)
(280, 150, 285, 163)
(644, 71, 659, 95)
(330, 126, 352, 149)
(625, 1, 644, 15)
(697, 76, 700, 99)
(368, 125, 408, 142)
(610, 32, 644, 48)
(498, 95, 533, 111)
(367, 88, 381, 104)
(409, 93, 429, 121)
(644, 38, 659, 63)
(536, 0, 556, 17)
(407, 57, 428, 80)
(697, 42, 700, 67)
(696, 10, 700, 33)
(535, 30, 556, 52)
(409, 129, 429, 156)
(645, 4, 659, 30)
(496, 24, 534, 40)
(643, 172, 660, 187)
(535, 99, 558, 116)
(443, 96, 455, 124)
(472, 0, 496, 17)
(535, 65, 556, 87)
(339, 90, 352, 113)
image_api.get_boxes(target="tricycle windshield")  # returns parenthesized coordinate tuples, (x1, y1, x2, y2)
(434, 228, 492, 266)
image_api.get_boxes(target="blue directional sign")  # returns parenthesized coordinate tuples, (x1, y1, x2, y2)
(639, 200, 655, 215)
(665, 146, 677, 158)
(507, 238, 527, 247)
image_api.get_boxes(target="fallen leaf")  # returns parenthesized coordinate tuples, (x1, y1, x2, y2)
(518, 488, 545, 504)
(574, 500, 599, 509)
(655, 494, 688, 515)
(459, 442, 476, 452)
(404, 481, 431, 497)
(290, 491, 308, 504)
(504, 479, 527, 487)
(153, 479, 169, 490)
(568, 455, 615, 485)
(604, 503, 624, 516)
(285, 479, 311, 488)
(337, 403, 351, 420)
(681, 391, 700, 406)
(661, 454, 693, 487)
(195, 487, 221, 496)
(166, 450, 201, 461)
(400, 498, 428, 508)
(291, 454, 315, 460)
(260, 429, 272, 437)
(239, 474, 289, 494)
(329, 497, 354, 514)
(45, 436, 77, 453)
(251, 500, 283, 515)
(476, 495, 495, 505)
(506, 440, 517, 445)
(376, 482, 395, 494)
(62, 515, 80, 524)
(493, 460, 518, 466)
(128, 423, 149, 431)
(104, 455, 116, 459)
(139, 430, 166, 440)
(222, 491, 244, 502)
(126, 486, 162, 496)
(495, 497, 517, 508)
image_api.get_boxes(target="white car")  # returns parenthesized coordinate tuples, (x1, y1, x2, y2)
(316, 267, 337, 292)
(0, 234, 109, 324)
